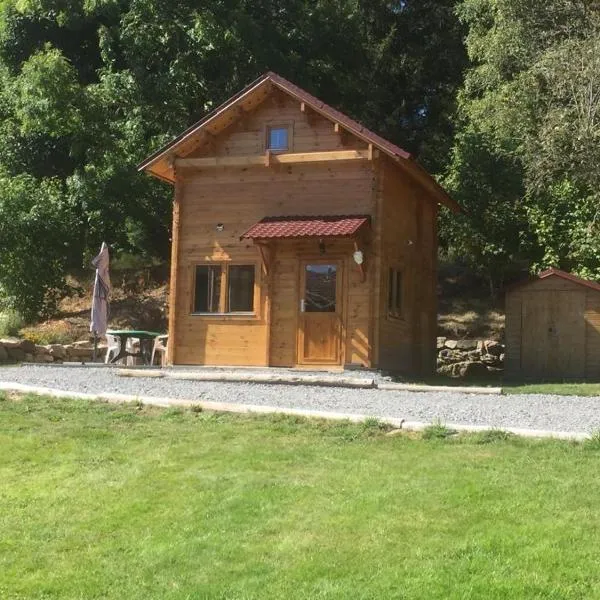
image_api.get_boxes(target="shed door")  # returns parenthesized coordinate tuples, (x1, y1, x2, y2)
(297, 261, 343, 366)
(521, 291, 586, 379)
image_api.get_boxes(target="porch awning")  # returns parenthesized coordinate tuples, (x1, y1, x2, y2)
(240, 215, 370, 241)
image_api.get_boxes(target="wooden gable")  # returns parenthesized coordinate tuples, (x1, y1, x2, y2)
(138, 71, 461, 213)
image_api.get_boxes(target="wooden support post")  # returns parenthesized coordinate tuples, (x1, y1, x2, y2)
(368, 143, 374, 161)
(256, 243, 272, 276)
(166, 168, 183, 366)
(264, 149, 271, 167)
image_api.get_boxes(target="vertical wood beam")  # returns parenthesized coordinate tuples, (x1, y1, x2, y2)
(167, 168, 183, 365)
(370, 159, 384, 369)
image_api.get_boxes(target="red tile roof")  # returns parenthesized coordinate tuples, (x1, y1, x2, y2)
(241, 215, 370, 240)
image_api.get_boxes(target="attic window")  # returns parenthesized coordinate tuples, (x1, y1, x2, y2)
(267, 126, 289, 151)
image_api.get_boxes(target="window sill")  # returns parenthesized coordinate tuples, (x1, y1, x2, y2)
(190, 312, 259, 321)
(387, 313, 405, 322)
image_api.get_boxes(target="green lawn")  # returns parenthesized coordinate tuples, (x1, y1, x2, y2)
(2, 394, 600, 599)
(503, 382, 600, 396)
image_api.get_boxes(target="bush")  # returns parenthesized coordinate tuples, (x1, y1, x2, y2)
(19, 321, 78, 345)
(0, 309, 24, 337)
(422, 420, 457, 440)
(472, 429, 514, 444)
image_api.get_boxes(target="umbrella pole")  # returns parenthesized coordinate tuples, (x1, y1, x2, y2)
(93, 332, 98, 363)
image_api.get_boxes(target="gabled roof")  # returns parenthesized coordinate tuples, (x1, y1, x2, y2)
(509, 268, 600, 293)
(240, 215, 370, 241)
(138, 71, 461, 212)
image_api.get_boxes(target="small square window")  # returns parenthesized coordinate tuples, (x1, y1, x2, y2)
(267, 126, 289, 151)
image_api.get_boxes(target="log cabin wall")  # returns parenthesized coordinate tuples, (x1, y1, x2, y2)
(172, 93, 376, 366)
(376, 157, 438, 374)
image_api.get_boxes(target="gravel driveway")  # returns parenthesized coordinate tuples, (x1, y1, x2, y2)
(1, 364, 600, 434)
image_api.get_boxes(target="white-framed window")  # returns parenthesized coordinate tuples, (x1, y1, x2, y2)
(193, 263, 256, 314)
(266, 125, 290, 151)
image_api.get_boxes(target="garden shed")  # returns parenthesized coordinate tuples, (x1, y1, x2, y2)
(505, 269, 600, 380)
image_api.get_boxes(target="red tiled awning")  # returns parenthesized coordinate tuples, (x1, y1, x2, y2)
(240, 215, 370, 240)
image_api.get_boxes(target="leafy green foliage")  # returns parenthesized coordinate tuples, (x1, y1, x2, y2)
(442, 0, 600, 285)
(0, 308, 24, 337)
(0, 0, 466, 317)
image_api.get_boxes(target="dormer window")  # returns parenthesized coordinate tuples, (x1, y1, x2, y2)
(267, 125, 289, 151)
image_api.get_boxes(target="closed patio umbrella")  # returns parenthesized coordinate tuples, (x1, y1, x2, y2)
(90, 242, 110, 361)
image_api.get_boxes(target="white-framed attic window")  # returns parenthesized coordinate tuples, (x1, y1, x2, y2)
(266, 125, 290, 151)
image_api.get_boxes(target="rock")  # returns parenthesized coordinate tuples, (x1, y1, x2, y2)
(20, 340, 36, 354)
(439, 349, 465, 364)
(35, 344, 51, 356)
(466, 350, 481, 360)
(24, 353, 34, 362)
(485, 340, 504, 356)
(437, 364, 455, 376)
(0, 345, 7, 362)
(0, 338, 34, 353)
(69, 347, 93, 361)
(6, 347, 25, 362)
(499, 353, 505, 363)
(436, 337, 447, 350)
(476, 340, 484, 352)
(0, 338, 22, 348)
(454, 361, 489, 378)
(47, 345, 67, 360)
(33, 354, 53, 363)
(481, 353, 501, 366)
(73, 340, 93, 349)
(444, 339, 458, 349)
(455, 339, 477, 350)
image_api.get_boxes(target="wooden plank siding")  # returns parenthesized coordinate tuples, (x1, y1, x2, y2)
(188, 90, 367, 160)
(505, 275, 600, 380)
(173, 157, 375, 367)
(585, 292, 600, 379)
(376, 158, 438, 374)
(163, 88, 439, 372)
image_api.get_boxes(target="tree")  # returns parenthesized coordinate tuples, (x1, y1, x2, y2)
(0, 0, 466, 317)
(443, 0, 600, 286)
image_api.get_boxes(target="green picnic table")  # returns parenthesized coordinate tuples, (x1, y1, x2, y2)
(106, 330, 163, 365)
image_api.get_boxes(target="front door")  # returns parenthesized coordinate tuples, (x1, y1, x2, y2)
(297, 261, 343, 365)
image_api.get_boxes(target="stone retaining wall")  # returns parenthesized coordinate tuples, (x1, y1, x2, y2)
(436, 337, 505, 378)
(0, 338, 107, 364)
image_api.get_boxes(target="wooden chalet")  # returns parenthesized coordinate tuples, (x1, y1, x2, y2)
(139, 72, 460, 373)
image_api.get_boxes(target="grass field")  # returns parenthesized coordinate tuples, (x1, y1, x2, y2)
(2, 394, 600, 599)
(503, 381, 600, 396)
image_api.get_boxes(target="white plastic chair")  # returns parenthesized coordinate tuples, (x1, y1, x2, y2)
(104, 334, 121, 364)
(104, 334, 138, 364)
(126, 337, 140, 366)
(151, 334, 168, 367)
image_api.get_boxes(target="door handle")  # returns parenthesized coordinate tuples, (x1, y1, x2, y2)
(300, 299, 305, 313)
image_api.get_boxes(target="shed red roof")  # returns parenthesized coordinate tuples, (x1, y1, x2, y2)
(508, 268, 600, 293)
(240, 215, 370, 240)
